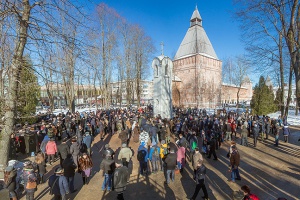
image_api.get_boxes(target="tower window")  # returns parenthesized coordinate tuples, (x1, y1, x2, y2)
(165, 64, 168, 76)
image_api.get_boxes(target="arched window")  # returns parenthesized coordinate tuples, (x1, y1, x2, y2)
(155, 65, 158, 76)
(165, 64, 168, 76)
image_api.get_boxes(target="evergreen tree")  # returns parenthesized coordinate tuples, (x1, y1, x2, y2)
(251, 76, 277, 115)
(274, 88, 283, 111)
(16, 56, 40, 121)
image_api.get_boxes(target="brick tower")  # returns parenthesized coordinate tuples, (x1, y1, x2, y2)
(173, 6, 222, 108)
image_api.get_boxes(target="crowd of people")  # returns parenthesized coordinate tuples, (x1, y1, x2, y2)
(2, 106, 293, 200)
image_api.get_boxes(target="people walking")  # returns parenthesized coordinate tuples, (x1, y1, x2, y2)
(188, 162, 208, 200)
(192, 147, 203, 179)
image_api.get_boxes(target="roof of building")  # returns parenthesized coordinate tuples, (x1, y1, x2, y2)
(190, 5, 202, 21)
(174, 6, 218, 60)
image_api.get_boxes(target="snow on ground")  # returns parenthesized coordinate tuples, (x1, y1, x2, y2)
(268, 110, 300, 126)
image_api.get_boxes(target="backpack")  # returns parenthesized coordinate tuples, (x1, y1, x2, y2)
(248, 194, 259, 200)
(191, 141, 198, 150)
(161, 146, 168, 156)
(152, 147, 159, 159)
(137, 150, 147, 161)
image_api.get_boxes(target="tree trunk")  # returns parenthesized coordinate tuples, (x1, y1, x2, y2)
(279, 33, 285, 117)
(236, 88, 241, 108)
(0, 0, 30, 167)
(284, 65, 293, 116)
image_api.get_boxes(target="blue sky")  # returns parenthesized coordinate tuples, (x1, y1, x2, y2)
(93, 0, 245, 60)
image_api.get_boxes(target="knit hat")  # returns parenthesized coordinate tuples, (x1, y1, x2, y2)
(55, 167, 64, 174)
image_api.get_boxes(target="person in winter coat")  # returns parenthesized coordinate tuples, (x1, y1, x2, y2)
(229, 145, 241, 182)
(4, 166, 17, 200)
(46, 138, 57, 165)
(100, 152, 115, 191)
(137, 143, 148, 176)
(207, 135, 218, 160)
(113, 161, 129, 200)
(62, 154, 77, 193)
(118, 143, 133, 168)
(252, 121, 259, 147)
(265, 118, 271, 140)
(22, 162, 37, 200)
(241, 121, 248, 146)
(83, 131, 93, 156)
(118, 130, 128, 146)
(149, 124, 158, 144)
(48, 167, 70, 200)
(282, 125, 291, 143)
(139, 128, 149, 145)
(241, 185, 260, 200)
(132, 123, 140, 143)
(176, 143, 186, 172)
(35, 152, 46, 184)
(78, 153, 93, 185)
(76, 125, 84, 145)
(57, 138, 70, 167)
(225, 122, 232, 141)
(188, 162, 208, 200)
(70, 138, 80, 167)
(102, 144, 115, 159)
(148, 142, 161, 173)
(192, 148, 203, 178)
(164, 148, 177, 185)
(40, 135, 50, 155)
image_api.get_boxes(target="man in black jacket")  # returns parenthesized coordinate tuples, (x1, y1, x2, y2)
(100, 152, 115, 191)
(113, 161, 129, 200)
(62, 154, 77, 193)
(207, 134, 218, 160)
(189, 162, 208, 200)
(57, 138, 70, 167)
(164, 148, 177, 185)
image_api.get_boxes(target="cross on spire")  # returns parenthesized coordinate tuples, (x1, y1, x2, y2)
(160, 41, 164, 55)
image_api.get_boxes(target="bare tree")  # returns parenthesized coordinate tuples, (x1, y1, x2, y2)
(131, 25, 155, 107)
(0, 0, 88, 167)
(234, 0, 299, 114)
(231, 56, 251, 107)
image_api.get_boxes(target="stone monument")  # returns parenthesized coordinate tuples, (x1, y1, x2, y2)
(152, 45, 173, 119)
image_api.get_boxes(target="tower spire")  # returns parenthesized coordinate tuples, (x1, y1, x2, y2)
(160, 41, 164, 55)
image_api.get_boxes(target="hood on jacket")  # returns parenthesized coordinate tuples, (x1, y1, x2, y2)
(43, 135, 50, 142)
